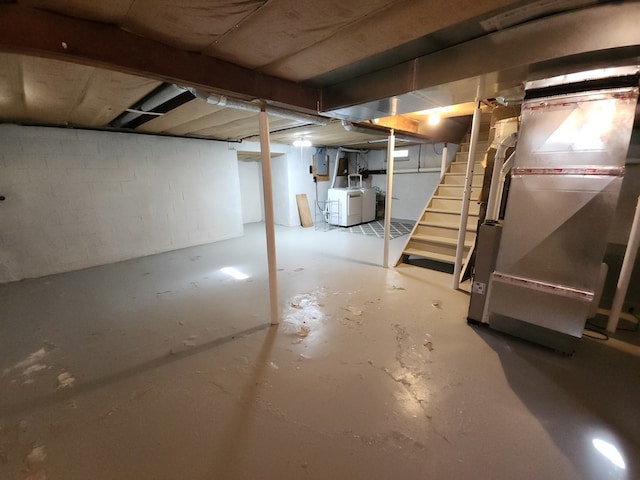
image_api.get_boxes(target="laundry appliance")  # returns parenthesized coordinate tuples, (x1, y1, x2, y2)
(326, 174, 376, 227)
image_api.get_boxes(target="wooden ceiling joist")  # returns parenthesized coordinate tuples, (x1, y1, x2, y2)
(0, 4, 321, 114)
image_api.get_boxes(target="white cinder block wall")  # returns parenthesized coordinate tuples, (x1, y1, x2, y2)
(232, 142, 297, 227)
(369, 143, 457, 221)
(237, 160, 264, 224)
(287, 146, 319, 227)
(0, 125, 244, 283)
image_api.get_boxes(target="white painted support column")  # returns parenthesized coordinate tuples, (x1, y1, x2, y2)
(452, 102, 481, 289)
(383, 130, 395, 268)
(440, 143, 448, 180)
(607, 195, 640, 332)
(258, 110, 279, 325)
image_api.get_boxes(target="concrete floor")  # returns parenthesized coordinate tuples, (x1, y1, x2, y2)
(0, 222, 638, 480)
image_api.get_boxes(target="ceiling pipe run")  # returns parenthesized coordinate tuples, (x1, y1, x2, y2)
(189, 88, 330, 126)
(111, 84, 188, 128)
(341, 120, 433, 144)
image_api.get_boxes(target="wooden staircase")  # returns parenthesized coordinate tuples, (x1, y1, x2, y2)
(397, 116, 491, 272)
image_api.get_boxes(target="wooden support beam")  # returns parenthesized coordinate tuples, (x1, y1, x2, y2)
(0, 4, 320, 113)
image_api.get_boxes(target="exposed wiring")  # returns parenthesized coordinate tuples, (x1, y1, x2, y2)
(582, 311, 640, 340)
(587, 315, 639, 333)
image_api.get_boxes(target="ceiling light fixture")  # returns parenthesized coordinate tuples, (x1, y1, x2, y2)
(592, 439, 626, 470)
(293, 138, 312, 147)
(428, 114, 441, 126)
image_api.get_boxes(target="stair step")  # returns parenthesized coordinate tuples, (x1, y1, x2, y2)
(442, 173, 484, 186)
(449, 162, 484, 173)
(422, 211, 479, 229)
(415, 222, 477, 240)
(451, 158, 485, 166)
(425, 207, 479, 217)
(456, 150, 486, 159)
(403, 248, 457, 265)
(436, 185, 481, 197)
(418, 220, 476, 232)
(432, 195, 468, 200)
(411, 233, 473, 248)
(430, 197, 481, 214)
(458, 140, 489, 153)
(444, 172, 483, 177)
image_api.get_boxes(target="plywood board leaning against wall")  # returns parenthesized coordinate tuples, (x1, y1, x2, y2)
(296, 194, 313, 227)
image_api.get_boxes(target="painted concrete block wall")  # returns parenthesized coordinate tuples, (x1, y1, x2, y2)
(0, 125, 243, 283)
(237, 160, 264, 224)
(368, 143, 457, 221)
(287, 146, 319, 227)
(370, 172, 442, 221)
(231, 143, 295, 227)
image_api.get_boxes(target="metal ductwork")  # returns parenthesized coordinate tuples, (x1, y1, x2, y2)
(189, 88, 330, 126)
(483, 66, 640, 354)
(322, 2, 640, 122)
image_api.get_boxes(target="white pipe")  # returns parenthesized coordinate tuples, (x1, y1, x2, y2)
(492, 151, 516, 220)
(453, 102, 482, 289)
(441, 144, 448, 180)
(330, 148, 341, 189)
(330, 146, 365, 188)
(486, 133, 518, 222)
(607, 195, 640, 332)
(341, 120, 431, 144)
(191, 88, 330, 126)
(258, 110, 280, 325)
(383, 130, 395, 268)
(113, 84, 187, 127)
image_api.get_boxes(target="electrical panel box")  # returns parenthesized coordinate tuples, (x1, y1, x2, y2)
(316, 154, 329, 176)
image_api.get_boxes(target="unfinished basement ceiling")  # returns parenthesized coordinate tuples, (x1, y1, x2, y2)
(0, 1, 636, 147)
(16, 0, 527, 82)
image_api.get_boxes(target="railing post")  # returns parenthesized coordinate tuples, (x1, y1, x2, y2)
(452, 102, 481, 289)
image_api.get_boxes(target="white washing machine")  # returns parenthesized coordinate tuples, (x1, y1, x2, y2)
(326, 188, 362, 226)
(360, 187, 376, 223)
